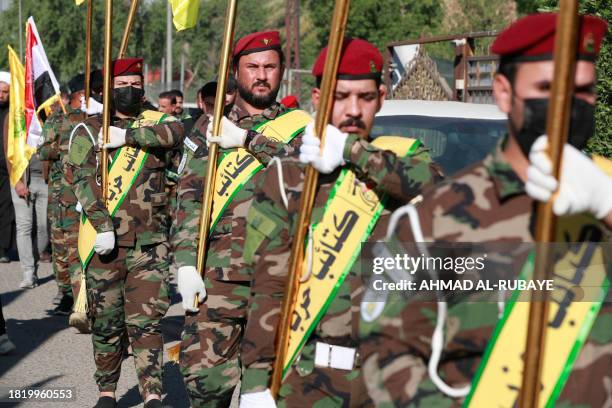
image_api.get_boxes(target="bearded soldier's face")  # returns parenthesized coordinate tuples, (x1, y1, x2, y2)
(312, 78, 386, 139)
(235, 50, 283, 109)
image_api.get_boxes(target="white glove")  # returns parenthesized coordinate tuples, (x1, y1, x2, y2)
(177, 266, 206, 313)
(80, 95, 104, 115)
(239, 389, 277, 408)
(206, 116, 248, 148)
(94, 231, 115, 255)
(98, 126, 127, 149)
(526, 135, 612, 219)
(75, 202, 83, 213)
(299, 122, 348, 173)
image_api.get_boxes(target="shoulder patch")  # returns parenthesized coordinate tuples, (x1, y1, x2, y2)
(68, 135, 94, 166)
(360, 301, 386, 323)
(184, 137, 199, 153)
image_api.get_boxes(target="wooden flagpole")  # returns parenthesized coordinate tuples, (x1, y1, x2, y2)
(519, 1, 580, 406)
(270, 0, 351, 398)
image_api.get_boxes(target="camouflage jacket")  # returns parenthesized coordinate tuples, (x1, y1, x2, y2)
(359, 138, 612, 407)
(39, 106, 85, 207)
(172, 101, 302, 282)
(39, 106, 86, 196)
(67, 110, 184, 247)
(239, 140, 442, 394)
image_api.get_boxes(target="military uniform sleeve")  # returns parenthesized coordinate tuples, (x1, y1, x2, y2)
(67, 124, 113, 233)
(240, 160, 303, 394)
(247, 131, 298, 165)
(125, 120, 184, 149)
(172, 124, 208, 268)
(344, 134, 444, 202)
(38, 113, 62, 161)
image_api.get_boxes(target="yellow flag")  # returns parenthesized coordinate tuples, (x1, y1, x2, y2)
(75, 0, 85, 5)
(6, 46, 35, 186)
(169, 0, 199, 31)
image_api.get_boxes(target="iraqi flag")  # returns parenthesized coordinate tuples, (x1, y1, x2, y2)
(25, 16, 61, 147)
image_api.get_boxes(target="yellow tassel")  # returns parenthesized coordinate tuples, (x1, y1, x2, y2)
(69, 270, 90, 333)
(73, 270, 88, 314)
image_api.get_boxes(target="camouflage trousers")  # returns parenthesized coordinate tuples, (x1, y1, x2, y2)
(179, 278, 250, 407)
(49, 196, 72, 296)
(86, 241, 170, 399)
(277, 340, 371, 408)
(51, 203, 81, 298)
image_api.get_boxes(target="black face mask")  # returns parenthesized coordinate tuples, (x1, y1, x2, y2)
(0, 100, 8, 109)
(92, 93, 103, 104)
(112, 86, 144, 116)
(515, 97, 595, 157)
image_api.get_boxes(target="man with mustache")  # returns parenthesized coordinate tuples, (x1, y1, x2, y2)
(172, 30, 308, 407)
(237, 38, 443, 407)
(359, 13, 611, 407)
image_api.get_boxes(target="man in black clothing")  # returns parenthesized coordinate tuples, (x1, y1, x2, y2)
(0, 71, 15, 264)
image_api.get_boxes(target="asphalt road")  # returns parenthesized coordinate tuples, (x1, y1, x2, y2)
(0, 260, 191, 408)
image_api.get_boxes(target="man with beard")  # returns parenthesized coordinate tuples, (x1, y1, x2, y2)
(169, 89, 190, 121)
(67, 58, 183, 408)
(359, 14, 611, 407)
(172, 30, 315, 407)
(0, 71, 14, 264)
(237, 38, 442, 407)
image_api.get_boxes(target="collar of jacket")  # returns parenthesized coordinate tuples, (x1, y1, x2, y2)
(228, 100, 284, 124)
(483, 135, 526, 201)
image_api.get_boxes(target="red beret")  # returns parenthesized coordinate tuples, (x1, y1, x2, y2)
(112, 57, 143, 77)
(492, 13, 608, 62)
(233, 31, 281, 59)
(312, 38, 383, 80)
(280, 95, 299, 109)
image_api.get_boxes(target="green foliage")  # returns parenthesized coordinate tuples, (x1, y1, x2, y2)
(0, 0, 608, 157)
(514, 0, 610, 157)
(580, 0, 611, 158)
(0, 0, 141, 81)
(306, 0, 442, 57)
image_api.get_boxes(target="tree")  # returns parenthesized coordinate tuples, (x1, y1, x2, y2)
(306, 0, 442, 57)
(514, 0, 610, 157)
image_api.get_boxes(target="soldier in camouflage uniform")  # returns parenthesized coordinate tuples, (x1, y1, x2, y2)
(39, 73, 86, 316)
(238, 39, 442, 407)
(67, 58, 183, 408)
(173, 30, 307, 407)
(359, 14, 612, 407)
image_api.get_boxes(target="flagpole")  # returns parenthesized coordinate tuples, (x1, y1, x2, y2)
(166, 1, 173, 90)
(194, 0, 238, 304)
(84, 0, 93, 108)
(270, 0, 351, 397)
(118, 0, 139, 59)
(519, 1, 579, 406)
(101, 0, 113, 202)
